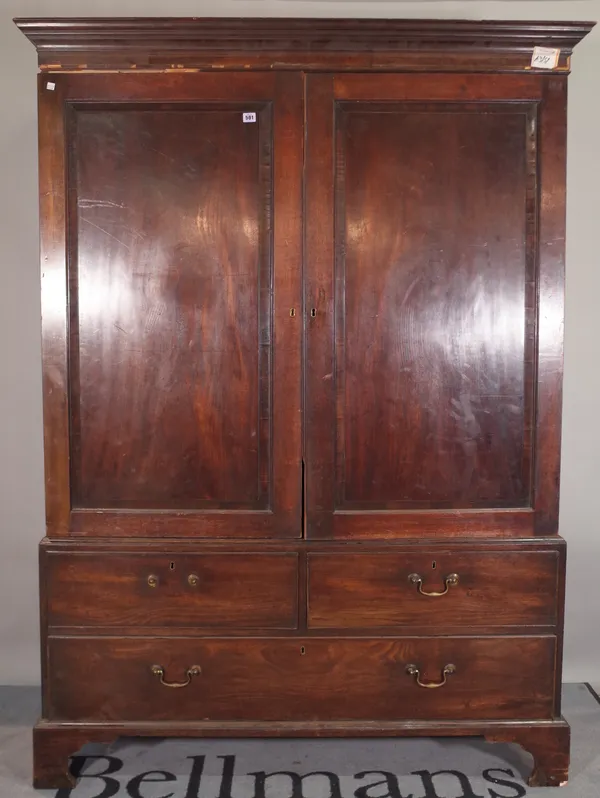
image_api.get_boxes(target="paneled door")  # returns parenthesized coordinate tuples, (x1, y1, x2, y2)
(40, 72, 303, 538)
(305, 73, 566, 539)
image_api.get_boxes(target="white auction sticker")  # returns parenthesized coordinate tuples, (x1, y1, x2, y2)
(531, 46, 561, 69)
(242, 112, 257, 123)
(46, 82, 56, 91)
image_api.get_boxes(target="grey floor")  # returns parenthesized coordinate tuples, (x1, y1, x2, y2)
(1, 684, 599, 796)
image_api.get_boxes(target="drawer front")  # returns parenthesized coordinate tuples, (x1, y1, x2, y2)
(46, 553, 298, 629)
(47, 635, 556, 722)
(308, 550, 559, 629)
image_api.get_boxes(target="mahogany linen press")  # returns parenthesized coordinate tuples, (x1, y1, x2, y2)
(15, 17, 594, 789)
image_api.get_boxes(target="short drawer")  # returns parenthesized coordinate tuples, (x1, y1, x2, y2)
(46, 635, 556, 722)
(308, 550, 559, 629)
(45, 552, 298, 629)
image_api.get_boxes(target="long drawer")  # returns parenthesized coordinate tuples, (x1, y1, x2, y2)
(46, 635, 556, 722)
(45, 552, 298, 630)
(308, 550, 559, 629)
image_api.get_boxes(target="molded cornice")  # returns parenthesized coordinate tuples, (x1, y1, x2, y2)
(14, 18, 595, 73)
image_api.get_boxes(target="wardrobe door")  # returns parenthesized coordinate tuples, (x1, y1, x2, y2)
(40, 73, 303, 538)
(305, 74, 565, 539)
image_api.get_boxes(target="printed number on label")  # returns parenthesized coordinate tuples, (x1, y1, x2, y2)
(242, 112, 257, 123)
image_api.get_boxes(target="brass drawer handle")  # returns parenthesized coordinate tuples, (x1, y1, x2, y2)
(406, 663, 455, 689)
(147, 574, 159, 588)
(408, 572, 459, 596)
(151, 665, 201, 688)
(188, 574, 200, 587)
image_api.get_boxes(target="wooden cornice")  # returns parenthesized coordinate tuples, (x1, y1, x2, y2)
(14, 18, 595, 73)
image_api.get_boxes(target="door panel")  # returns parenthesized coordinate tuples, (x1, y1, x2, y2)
(305, 73, 561, 538)
(70, 106, 270, 509)
(339, 104, 533, 509)
(40, 73, 303, 537)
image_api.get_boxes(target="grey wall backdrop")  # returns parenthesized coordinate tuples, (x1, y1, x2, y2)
(0, 0, 598, 686)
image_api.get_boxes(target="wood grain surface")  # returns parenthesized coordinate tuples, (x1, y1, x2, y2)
(308, 550, 558, 629)
(46, 552, 298, 629)
(47, 635, 556, 722)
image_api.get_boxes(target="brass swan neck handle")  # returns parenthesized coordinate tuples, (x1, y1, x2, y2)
(408, 572, 459, 597)
(405, 663, 456, 688)
(150, 665, 201, 688)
